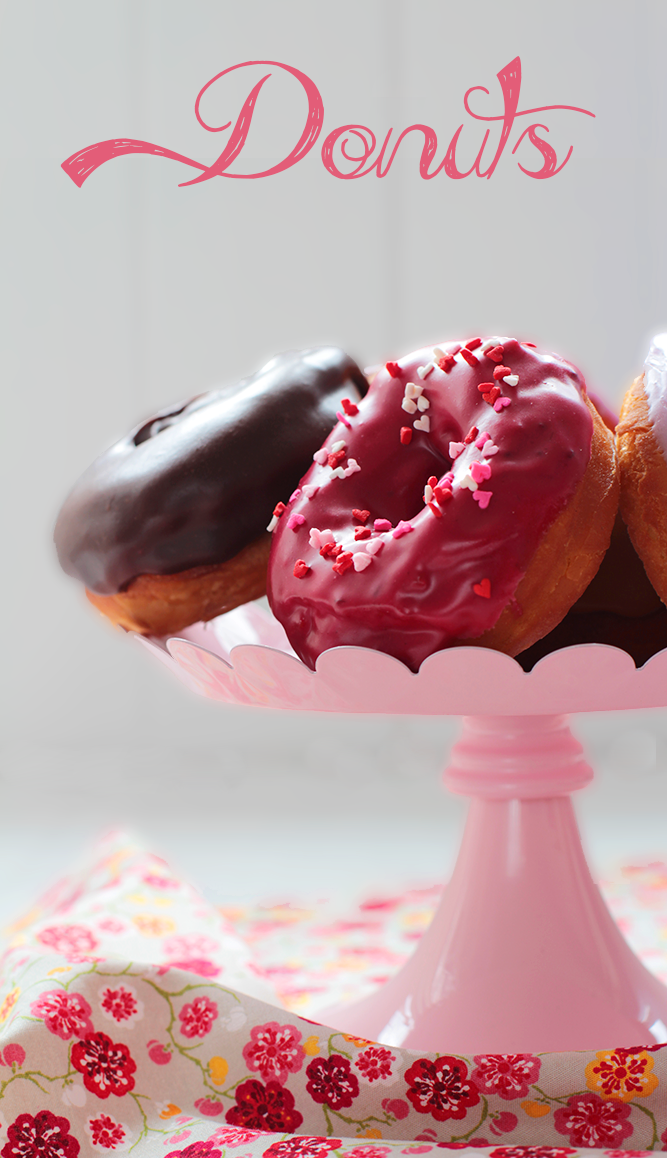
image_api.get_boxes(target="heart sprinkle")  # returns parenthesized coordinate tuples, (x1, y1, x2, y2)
(414, 415, 430, 432)
(386, 362, 402, 377)
(352, 508, 370, 523)
(400, 426, 413, 444)
(473, 578, 491, 598)
(293, 560, 310, 578)
(473, 490, 493, 509)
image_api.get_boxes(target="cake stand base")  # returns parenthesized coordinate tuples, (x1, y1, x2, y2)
(320, 715, 667, 1053)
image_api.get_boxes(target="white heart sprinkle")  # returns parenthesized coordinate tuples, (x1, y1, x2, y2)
(331, 439, 346, 453)
(267, 515, 279, 532)
(366, 539, 384, 555)
(433, 347, 445, 359)
(449, 441, 466, 459)
(459, 472, 478, 492)
(482, 442, 499, 457)
(504, 374, 519, 387)
(417, 363, 435, 380)
(424, 484, 434, 503)
(401, 397, 417, 414)
(330, 466, 346, 479)
(405, 381, 423, 399)
(302, 483, 320, 499)
(414, 415, 430, 432)
(352, 552, 373, 571)
(313, 448, 328, 465)
(417, 395, 430, 411)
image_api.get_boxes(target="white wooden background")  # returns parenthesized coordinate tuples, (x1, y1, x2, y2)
(2, 0, 667, 917)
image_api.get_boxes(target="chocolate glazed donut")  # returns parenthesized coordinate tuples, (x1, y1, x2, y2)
(55, 347, 368, 634)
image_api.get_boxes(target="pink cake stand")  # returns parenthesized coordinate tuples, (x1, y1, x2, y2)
(137, 603, 667, 1053)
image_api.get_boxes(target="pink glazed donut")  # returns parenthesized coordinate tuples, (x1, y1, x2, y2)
(267, 337, 619, 671)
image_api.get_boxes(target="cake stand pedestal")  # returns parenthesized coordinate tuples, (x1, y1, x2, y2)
(137, 603, 667, 1052)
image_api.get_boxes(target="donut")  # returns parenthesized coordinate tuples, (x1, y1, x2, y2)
(55, 347, 368, 635)
(616, 334, 667, 607)
(267, 337, 619, 671)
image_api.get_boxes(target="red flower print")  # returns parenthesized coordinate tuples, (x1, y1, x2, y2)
(30, 990, 94, 1041)
(165, 1145, 222, 1158)
(306, 1054, 360, 1110)
(472, 1053, 541, 1100)
(554, 1093, 633, 1148)
(342, 1148, 391, 1158)
(87, 1111, 126, 1150)
(263, 1139, 342, 1158)
(405, 1056, 480, 1122)
(242, 1021, 305, 1085)
(71, 1032, 136, 1099)
(168, 958, 220, 978)
(383, 1097, 409, 1120)
(1, 1043, 25, 1067)
(489, 1112, 518, 1136)
(99, 984, 142, 1025)
(356, 1046, 395, 1083)
(178, 994, 218, 1038)
(1, 1110, 80, 1157)
(490, 1150, 576, 1158)
(207, 1126, 262, 1147)
(225, 1078, 304, 1132)
(36, 924, 98, 959)
(194, 1097, 223, 1117)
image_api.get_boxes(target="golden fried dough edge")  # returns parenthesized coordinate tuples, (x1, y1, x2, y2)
(617, 373, 667, 606)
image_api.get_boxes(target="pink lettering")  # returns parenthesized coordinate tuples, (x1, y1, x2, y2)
(61, 56, 593, 189)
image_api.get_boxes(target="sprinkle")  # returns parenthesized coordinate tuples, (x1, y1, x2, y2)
(480, 339, 496, 353)
(400, 426, 413, 445)
(302, 483, 320, 499)
(473, 490, 493, 509)
(352, 509, 370, 523)
(473, 578, 491, 598)
(465, 337, 482, 350)
(341, 397, 359, 416)
(424, 484, 434, 503)
(293, 560, 310, 578)
(504, 374, 519, 387)
(482, 385, 502, 406)
(287, 512, 306, 531)
(482, 442, 499, 457)
(433, 347, 445, 359)
(460, 348, 478, 367)
(289, 488, 302, 502)
(313, 448, 328, 465)
(449, 441, 466, 459)
(332, 551, 354, 575)
(343, 458, 360, 477)
(330, 466, 346, 478)
(402, 397, 418, 414)
(352, 552, 373, 571)
(414, 415, 430, 432)
(494, 397, 511, 412)
(417, 395, 430, 412)
(405, 381, 423, 399)
(332, 439, 346, 452)
(459, 472, 478, 492)
(470, 461, 492, 484)
(437, 354, 456, 372)
(366, 539, 384, 555)
(426, 475, 437, 487)
(427, 502, 443, 518)
(417, 363, 436, 380)
(475, 431, 491, 449)
(493, 365, 513, 381)
(392, 520, 413, 538)
(267, 515, 279, 532)
(309, 527, 335, 549)
(273, 501, 287, 518)
(523, 342, 537, 348)
(386, 361, 402, 377)
(354, 526, 371, 540)
(336, 411, 352, 428)
(485, 345, 505, 363)
(374, 518, 392, 532)
(434, 485, 453, 504)
(464, 425, 479, 444)
(478, 382, 496, 393)
(442, 471, 454, 486)
(328, 448, 346, 468)
(320, 542, 342, 558)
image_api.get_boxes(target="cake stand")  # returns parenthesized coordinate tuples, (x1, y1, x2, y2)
(137, 603, 667, 1053)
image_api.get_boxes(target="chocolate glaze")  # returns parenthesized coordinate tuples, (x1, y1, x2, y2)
(268, 338, 593, 672)
(55, 348, 367, 594)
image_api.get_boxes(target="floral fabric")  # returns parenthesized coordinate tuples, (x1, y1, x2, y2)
(0, 832, 665, 1156)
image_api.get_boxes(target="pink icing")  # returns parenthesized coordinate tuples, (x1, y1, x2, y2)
(267, 338, 593, 671)
(643, 334, 667, 459)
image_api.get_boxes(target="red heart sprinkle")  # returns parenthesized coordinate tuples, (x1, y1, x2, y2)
(320, 542, 342, 558)
(485, 345, 505, 363)
(354, 526, 371, 540)
(293, 560, 310, 579)
(437, 355, 456, 373)
(427, 476, 438, 488)
(341, 397, 359, 416)
(434, 486, 453, 504)
(352, 509, 370, 523)
(473, 578, 491, 598)
(478, 382, 495, 393)
(482, 386, 501, 405)
(332, 552, 354, 575)
(464, 426, 479, 444)
(460, 348, 478, 367)
(400, 426, 413, 444)
(328, 448, 346, 468)
(273, 502, 286, 518)
(465, 337, 482, 350)
(386, 361, 401, 377)
(493, 365, 512, 381)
